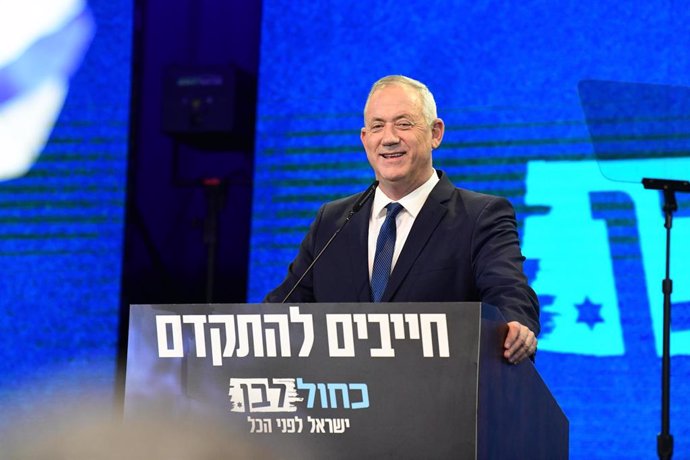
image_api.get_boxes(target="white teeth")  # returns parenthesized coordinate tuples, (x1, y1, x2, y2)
(381, 153, 404, 159)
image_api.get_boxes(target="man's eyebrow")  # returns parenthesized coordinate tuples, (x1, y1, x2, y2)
(367, 113, 415, 122)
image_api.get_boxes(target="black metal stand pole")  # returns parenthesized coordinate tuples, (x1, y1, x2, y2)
(657, 188, 675, 460)
(642, 178, 690, 460)
(202, 178, 225, 303)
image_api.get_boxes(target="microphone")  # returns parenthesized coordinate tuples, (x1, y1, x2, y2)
(281, 180, 379, 303)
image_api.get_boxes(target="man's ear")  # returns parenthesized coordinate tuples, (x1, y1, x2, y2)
(431, 118, 445, 149)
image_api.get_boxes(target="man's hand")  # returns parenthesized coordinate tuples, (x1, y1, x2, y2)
(503, 321, 537, 364)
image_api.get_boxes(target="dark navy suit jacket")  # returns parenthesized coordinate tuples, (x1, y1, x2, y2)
(265, 170, 540, 335)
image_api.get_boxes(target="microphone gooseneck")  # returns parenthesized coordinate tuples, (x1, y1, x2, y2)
(281, 180, 379, 303)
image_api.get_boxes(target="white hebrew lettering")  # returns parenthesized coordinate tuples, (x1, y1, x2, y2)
(236, 315, 264, 357)
(182, 315, 207, 357)
(264, 314, 291, 357)
(325, 313, 450, 358)
(289, 306, 314, 356)
(229, 378, 302, 413)
(368, 313, 395, 357)
(247, 415, 258, 432)
(156, 308, 317, 362)
(390, 313, 406, 339)
(326, 314, 356, 357)
(276, 416, 303, 433)
(353, 313, 369, 339)
(208, 315, 235, 365)
(156, 316, 183, 358)
(306, 417, 351, 434)
(247, 416, 272, 434)
(331, 418, 350, 434)
(307, 416, 326, 433)
(420, 314, 450, 357)
(405, 313, 420, 339)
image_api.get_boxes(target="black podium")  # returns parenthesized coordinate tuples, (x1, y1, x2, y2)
(125, 302, 568, 459)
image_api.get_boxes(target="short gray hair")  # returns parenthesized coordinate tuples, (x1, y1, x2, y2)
(363, 75, 438, 125)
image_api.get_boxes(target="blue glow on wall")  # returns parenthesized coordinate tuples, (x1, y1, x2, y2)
(0, 0, 131, 413)
(249, 1, 690, 458)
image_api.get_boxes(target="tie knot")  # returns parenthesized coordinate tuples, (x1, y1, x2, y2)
(386, 202, 404, 219)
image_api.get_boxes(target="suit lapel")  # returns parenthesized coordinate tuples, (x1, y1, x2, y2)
(381, 172, 454, 302)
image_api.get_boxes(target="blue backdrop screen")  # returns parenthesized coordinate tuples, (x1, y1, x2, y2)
(249, 1, 690, 458)
(0, 0, 131, 414)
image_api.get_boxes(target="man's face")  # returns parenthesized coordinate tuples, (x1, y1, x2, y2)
(360, 84, 444, 198)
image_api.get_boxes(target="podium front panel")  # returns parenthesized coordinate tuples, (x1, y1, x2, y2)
(125, 302, 489, 459)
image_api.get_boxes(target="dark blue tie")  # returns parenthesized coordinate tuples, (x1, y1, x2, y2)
(371, 202, 404, 302)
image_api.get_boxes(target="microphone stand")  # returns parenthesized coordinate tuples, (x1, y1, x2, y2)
(281, 180, 378, 303)
(172, 141, 228, 303)
(202, 177, 226, 303)
(642, 177, 690, 460)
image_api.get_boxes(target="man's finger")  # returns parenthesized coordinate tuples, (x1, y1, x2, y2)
(504, 322, 520, 348)
(504, 322, 537, 364)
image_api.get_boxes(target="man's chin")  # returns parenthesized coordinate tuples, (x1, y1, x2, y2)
(377, 174, 407, 188)
(375, 163, 410, 180)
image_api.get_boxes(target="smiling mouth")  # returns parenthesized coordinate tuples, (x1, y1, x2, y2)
(380, 152, 405, 159)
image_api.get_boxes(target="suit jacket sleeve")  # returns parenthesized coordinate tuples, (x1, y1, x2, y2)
(471, 195, 540, 335)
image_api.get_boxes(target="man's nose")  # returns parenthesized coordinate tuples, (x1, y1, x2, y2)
(381, 123, 400, 145)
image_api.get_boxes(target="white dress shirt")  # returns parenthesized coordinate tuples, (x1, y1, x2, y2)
(368, 169, 440, 280)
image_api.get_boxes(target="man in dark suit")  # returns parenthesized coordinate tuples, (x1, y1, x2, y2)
(266, 75, 539, 364)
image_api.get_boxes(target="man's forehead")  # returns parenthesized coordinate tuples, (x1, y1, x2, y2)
(369, 83, 419, 102)
(365, 84, 423, 117)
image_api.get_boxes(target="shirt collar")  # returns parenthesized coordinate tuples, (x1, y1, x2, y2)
(371, 169, 440, 218)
